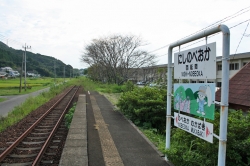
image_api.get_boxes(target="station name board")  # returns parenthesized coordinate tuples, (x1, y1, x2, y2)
(174, 42, 216, 79)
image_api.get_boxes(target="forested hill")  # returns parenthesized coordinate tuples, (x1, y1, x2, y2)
(0, 41, 73, 77)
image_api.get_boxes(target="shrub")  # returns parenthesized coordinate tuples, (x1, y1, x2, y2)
(64, 103, 77, 129)
(117, 87, 167, 133)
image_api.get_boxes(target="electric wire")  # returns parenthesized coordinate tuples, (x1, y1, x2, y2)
(232, 21, 249, 59)
(149, 6, 250, 55)
(0, 34, 22, 46)
(154, 18, 250, 61)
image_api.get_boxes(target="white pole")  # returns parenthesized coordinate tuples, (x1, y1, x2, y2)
(24, 43, 27, 91)
(218, 25, 230, 166)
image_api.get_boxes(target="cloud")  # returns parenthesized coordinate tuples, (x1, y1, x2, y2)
(0, 0, 250, 68)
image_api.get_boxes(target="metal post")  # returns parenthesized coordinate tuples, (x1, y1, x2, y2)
(166, 46, 173, 156)
(19, 52, 24, 93)
(218, 25, 230, 166)
(64, 66, 65, 82)
(54, 60, 56, 83)
(166, 25, 230, 166)
(24, 44, 27, 91)
(23, 44, 31, 91)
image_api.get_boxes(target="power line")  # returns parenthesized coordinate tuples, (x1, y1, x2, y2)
(154, 18, 250, 58)
(153, 17, 250, 60)
(233, 21, 249, 59)
(229, 18, 250, 29)
(148, 6, 250, 54)
(0, 34, 22, 46)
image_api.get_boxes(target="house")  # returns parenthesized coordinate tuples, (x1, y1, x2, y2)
(0, 67, 13, 72)
(215, 62, 250, 111)
(0, 71, 7, 78)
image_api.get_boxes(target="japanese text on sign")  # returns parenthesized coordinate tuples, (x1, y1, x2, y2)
(174, 112, 213, 143)
(174, 42, 216, 79)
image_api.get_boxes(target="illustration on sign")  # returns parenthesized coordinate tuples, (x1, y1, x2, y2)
(174, 83, 215, 120)
(174, 112, 213, 143)
(174, 42, 216, 79)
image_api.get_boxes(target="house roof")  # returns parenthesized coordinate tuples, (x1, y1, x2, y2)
(215, 62, 250, 107)
(216, 52, 250, 62)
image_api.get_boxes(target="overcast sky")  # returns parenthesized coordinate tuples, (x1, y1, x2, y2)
(0, 0, 250, 69)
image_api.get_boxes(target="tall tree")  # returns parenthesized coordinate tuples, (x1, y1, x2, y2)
(81, 35, 156, 84)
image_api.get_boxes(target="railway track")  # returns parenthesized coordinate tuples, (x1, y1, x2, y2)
(0, 86, 79, 166)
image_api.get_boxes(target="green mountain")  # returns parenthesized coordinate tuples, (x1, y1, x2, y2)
(0, 41, 73, 77)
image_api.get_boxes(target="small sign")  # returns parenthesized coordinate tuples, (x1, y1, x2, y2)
(174, 83, 215, 120)
(174, 42, 216, 79)
(174, 112, 213, 143)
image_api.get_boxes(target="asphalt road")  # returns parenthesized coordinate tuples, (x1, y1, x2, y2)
(0, 87, 50, 117)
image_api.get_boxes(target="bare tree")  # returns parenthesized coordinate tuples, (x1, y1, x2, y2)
(81, 34, 156, 84)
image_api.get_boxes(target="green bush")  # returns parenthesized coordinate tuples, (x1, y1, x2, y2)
(117, 83, 250, 165)
(64, 103, 77, 129)
(117, 87, 167, 133)
(122, 81, 135, 92)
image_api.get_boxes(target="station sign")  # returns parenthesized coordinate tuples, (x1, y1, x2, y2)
(174, 42, 216, 79)
(174, 83, 215, 120)
(174, 112, 213, 143)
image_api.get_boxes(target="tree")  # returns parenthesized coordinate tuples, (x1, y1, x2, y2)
(81, 34, 156, 84)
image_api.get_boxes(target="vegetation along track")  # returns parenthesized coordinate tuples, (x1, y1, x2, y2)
(0, 86, 80, 165)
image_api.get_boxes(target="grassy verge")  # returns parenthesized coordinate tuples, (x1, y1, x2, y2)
(0, 98, 6, 102)
(140, 129, 166, 154)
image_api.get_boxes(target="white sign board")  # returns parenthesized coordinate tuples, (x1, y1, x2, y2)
(174, 42, 216, 79)
(174, 112, 213, 143)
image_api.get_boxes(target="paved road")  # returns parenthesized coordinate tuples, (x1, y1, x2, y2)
(0, 87, 50, 117)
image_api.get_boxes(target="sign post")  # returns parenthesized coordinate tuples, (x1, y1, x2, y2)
(166, 24, 230, 166)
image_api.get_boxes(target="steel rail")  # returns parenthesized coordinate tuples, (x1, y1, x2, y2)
(0, 86, 75, 162)
(32, 86, 79, 165)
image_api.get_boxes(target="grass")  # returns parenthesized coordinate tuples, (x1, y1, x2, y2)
(140, 129, 166, 154)
(80, 77, 125, 93)
(0, 77, 66, 96)
(100, 92, 121, 109)
(0, 98, 6, 102)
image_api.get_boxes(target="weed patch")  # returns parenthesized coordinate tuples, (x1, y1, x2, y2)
(64, 103, 77, 129)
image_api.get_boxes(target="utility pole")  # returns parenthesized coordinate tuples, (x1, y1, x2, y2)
(69, 69, 71, 79)
(23, 43, 31, 91)
(19, 52, 24, 93)
(63, 66, 65, 82)
(54, 60, 56, 83)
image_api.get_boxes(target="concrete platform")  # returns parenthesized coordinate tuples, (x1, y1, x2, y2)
(59, 94, 88, 166)
(60, 92, 173, 166)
